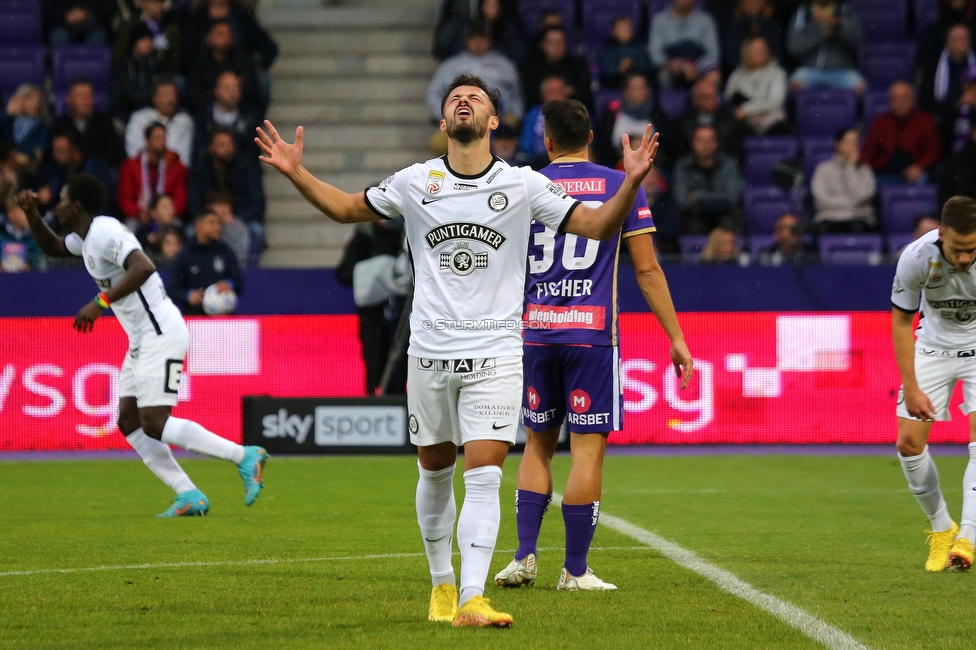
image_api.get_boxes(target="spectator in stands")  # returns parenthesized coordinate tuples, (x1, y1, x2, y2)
(673, 125, 743, 234)
(135, 193, 181, 251)
(193, 71, 261, 163)
(811, 127, 876, 233)
(700, 226, 741, 264)
(33, 129, 114, 214)
(641, 165, 681, 255)
(522, 26, 593, 111)
(757, 213, 817, 266)
(206, 189, 251, 269)
(0, 85, 50, 173)
(917, 0, 976, 70)
(490, 123, 520, 165)
(721, 0, 784, 75)
(53, 78, 124, 167)
(111, 23, 172, 123)
(913, 214, 941, 239)
(0, 196, 43, 272)
(166, 211, 243, 316)
(940, 113, 976, 201)
(433, 0, 524, 63)
(786, 0, 864, 92)
(46, 1, 109, 46)
(113, 0, 183, 73)
(861, 81, 943, 186)
(118, 122, 188, 224)
(942, 69, 976, 155)
(188, 20, 260, 113)
(648, 0, 721, 89)
(599, 15, 653, 89)
(158, 227, 183, 261)
(675, 79, 743, 161)
(595, 73, 670, 168)
(519, 77, 572, 168)
(125, 77, 194, 166)
(0, 141, 25, 210)
(426, 22, 523, 126)
(188, 128, 266, 239)
(921, 24, 976, 114)
(725, 36, 787, 135)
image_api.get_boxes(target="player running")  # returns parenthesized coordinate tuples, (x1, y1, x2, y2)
(18, 175, 267, 517)
(494, 99, 693, 591)
(893, 196, 976, 572)
(256, 74, 658, 627)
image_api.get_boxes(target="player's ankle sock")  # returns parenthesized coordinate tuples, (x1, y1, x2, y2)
(959, 443, 976, 544)
(416, 461, 456, 586)
(161, 417, 245, 464)
(126, 428, 196, 494)
(514, 489, 550, 561)
(563, 501, 600, 576)
(457, 465, 502, 606)
(899, 446, 953, 531)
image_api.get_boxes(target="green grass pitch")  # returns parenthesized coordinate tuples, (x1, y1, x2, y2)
(2, 453, 976, 649)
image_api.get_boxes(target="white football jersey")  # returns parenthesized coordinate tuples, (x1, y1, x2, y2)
(892, 228, 976, 350)
(65, 216, 184, 341)
(365, 155, 580, 358)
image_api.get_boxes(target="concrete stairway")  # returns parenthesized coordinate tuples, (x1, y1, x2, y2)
(257, 1, 438, 267)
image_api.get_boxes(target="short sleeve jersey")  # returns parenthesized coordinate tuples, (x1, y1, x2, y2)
(65, 216, 184, 341)
(364, 155, 580, 359)
(892, 228, 976, 350)
(523, 160, 654, 346)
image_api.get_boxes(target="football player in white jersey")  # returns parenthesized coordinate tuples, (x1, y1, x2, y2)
(256, 73, 658, 628)
(17, 175, 268, 517)
(892, 196, 976, 572)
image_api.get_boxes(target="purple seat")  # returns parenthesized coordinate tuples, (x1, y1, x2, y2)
(592, 88, 621, 124)
(743, 136, 799, 185)
(679, 235, 710, 263)
(914, 0, 940, 35)
(52, 46, 112, 95)
(887, 232, 915, 255)
(581, 1, 642, 49)
(749, 234, 777, 253)
(0, 46, 44, 101)
(744, 185, 793, 234)
(795, 90, 858, 136)
(862, 88, 889, 125)
(860, 43, 916, 88)
(819, 234, 884, 264)
(0, 2, 42, 45)
(518, 0, 577, 40)
(880, 185, 939, 232)
(857, 6, 908, 42)
(658, 88, 688, 119)
(802, 136, 836, 182)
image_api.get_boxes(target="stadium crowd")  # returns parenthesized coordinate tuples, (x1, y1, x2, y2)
(431, 0, 976, 263)
(0, 0, 273, 286)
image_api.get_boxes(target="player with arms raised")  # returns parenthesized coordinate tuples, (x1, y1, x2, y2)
(893, 196, 976, 572)
(256, 74, 659, 627)
(494, 99, 693, 590)
(18, 175, 268, 517)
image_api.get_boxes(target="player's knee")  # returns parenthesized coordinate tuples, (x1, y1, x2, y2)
(896, 438, 925, 457)
(139, 413, 168, 440)
(117, 411, 140, 436)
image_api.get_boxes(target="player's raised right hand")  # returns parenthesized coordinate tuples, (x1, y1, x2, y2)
(255, 120, 303, 179)
(14, 189, 38, 212)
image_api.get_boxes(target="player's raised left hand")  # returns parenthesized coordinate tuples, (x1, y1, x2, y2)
(255, 120, 303, 179)
(74, 301, 103, 333)
(670, 339, 694, 389)
(621, 125, 659, 186)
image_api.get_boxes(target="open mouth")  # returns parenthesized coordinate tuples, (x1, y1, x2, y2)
(456, 106, 472, 118)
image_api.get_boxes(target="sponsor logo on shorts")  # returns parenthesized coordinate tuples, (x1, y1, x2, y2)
(417, 358, 496, 373)
(526, 386, 540, 410)
(408, 414, 419, 434)
(522, 406, 558, 424)
(552, 178, 605, 196)
(569, 389, 591, 413)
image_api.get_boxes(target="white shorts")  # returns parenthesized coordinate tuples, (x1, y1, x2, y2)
(897, 348, 976, 421)
(407, 355, 522, 447)
(119, 326, 189, 408)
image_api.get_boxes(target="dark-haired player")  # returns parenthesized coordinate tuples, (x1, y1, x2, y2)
(495, 99, 693, 590)
(257, 74, 659, 627)
(17, 175, 267, 517)
(893, 196, 976, 572)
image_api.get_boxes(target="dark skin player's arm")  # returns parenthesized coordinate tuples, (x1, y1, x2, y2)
(16, 190, 71, 257)
(74, 250, 157, 333)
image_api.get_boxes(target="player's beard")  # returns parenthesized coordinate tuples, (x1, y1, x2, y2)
(446, 112, 490, 145)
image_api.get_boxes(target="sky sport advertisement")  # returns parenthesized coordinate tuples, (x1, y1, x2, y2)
(0, 312, 967, 451)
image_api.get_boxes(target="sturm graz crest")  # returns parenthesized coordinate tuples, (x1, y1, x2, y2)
(439, 242, 488, 276)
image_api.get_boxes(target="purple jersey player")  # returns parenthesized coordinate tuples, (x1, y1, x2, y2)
(495, 99, 694, 591)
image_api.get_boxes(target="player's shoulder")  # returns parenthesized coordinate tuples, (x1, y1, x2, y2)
(900, 229, 941, 265)
(87, 215, 130, 241)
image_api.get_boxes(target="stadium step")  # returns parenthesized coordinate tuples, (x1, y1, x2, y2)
(272, 77, 428, 103)
(264, 171, 383, 199)
(266, 221, 353, 248)
(273, 53, 436, 78)
(290, 149, 432, 173)
(260, 247, 344, 268)
(267, 101, 429, 125)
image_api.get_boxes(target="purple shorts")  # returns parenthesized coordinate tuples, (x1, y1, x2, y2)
(521, 343, 622, 434)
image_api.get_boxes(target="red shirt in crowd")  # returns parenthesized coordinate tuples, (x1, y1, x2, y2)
(860, 108, 943, 172)
(116, 150, 188, 219)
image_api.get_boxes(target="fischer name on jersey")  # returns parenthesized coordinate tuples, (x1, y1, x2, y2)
(65, 216, 184, 340)
(364, 155, 580, 359)
(524, 160, 654, 346)
(892, 228, 976, 350)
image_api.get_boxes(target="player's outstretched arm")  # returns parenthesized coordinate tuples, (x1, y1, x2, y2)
(562, 126, 659, 241)
(255, 120, 377, 224)
(16, 190, 71, 257)
(892, 307, 936, 420)
(627, 233, 693, 389)
(74, 250, 157, 333)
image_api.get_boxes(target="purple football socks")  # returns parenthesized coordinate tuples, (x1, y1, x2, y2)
(562, 501, 600, 576)
(514, 489, 550, 560)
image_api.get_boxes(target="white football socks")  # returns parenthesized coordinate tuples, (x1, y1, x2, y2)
(126, 428, 196, 494)
(959, 443, 976, 544)
(416, 462, 457, 587)
(899, 446, 953, 531)
(160, 417, 245, 464)
(457, 465, 502, 607)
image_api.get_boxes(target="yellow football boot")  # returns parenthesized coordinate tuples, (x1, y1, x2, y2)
(925, 521, 959, 572)
(427, 584, 458, 622)
(948, 537, 974, 572)
(452, 595, 513, 628)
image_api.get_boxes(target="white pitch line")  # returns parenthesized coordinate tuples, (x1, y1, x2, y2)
(568, 494, 868, 650)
